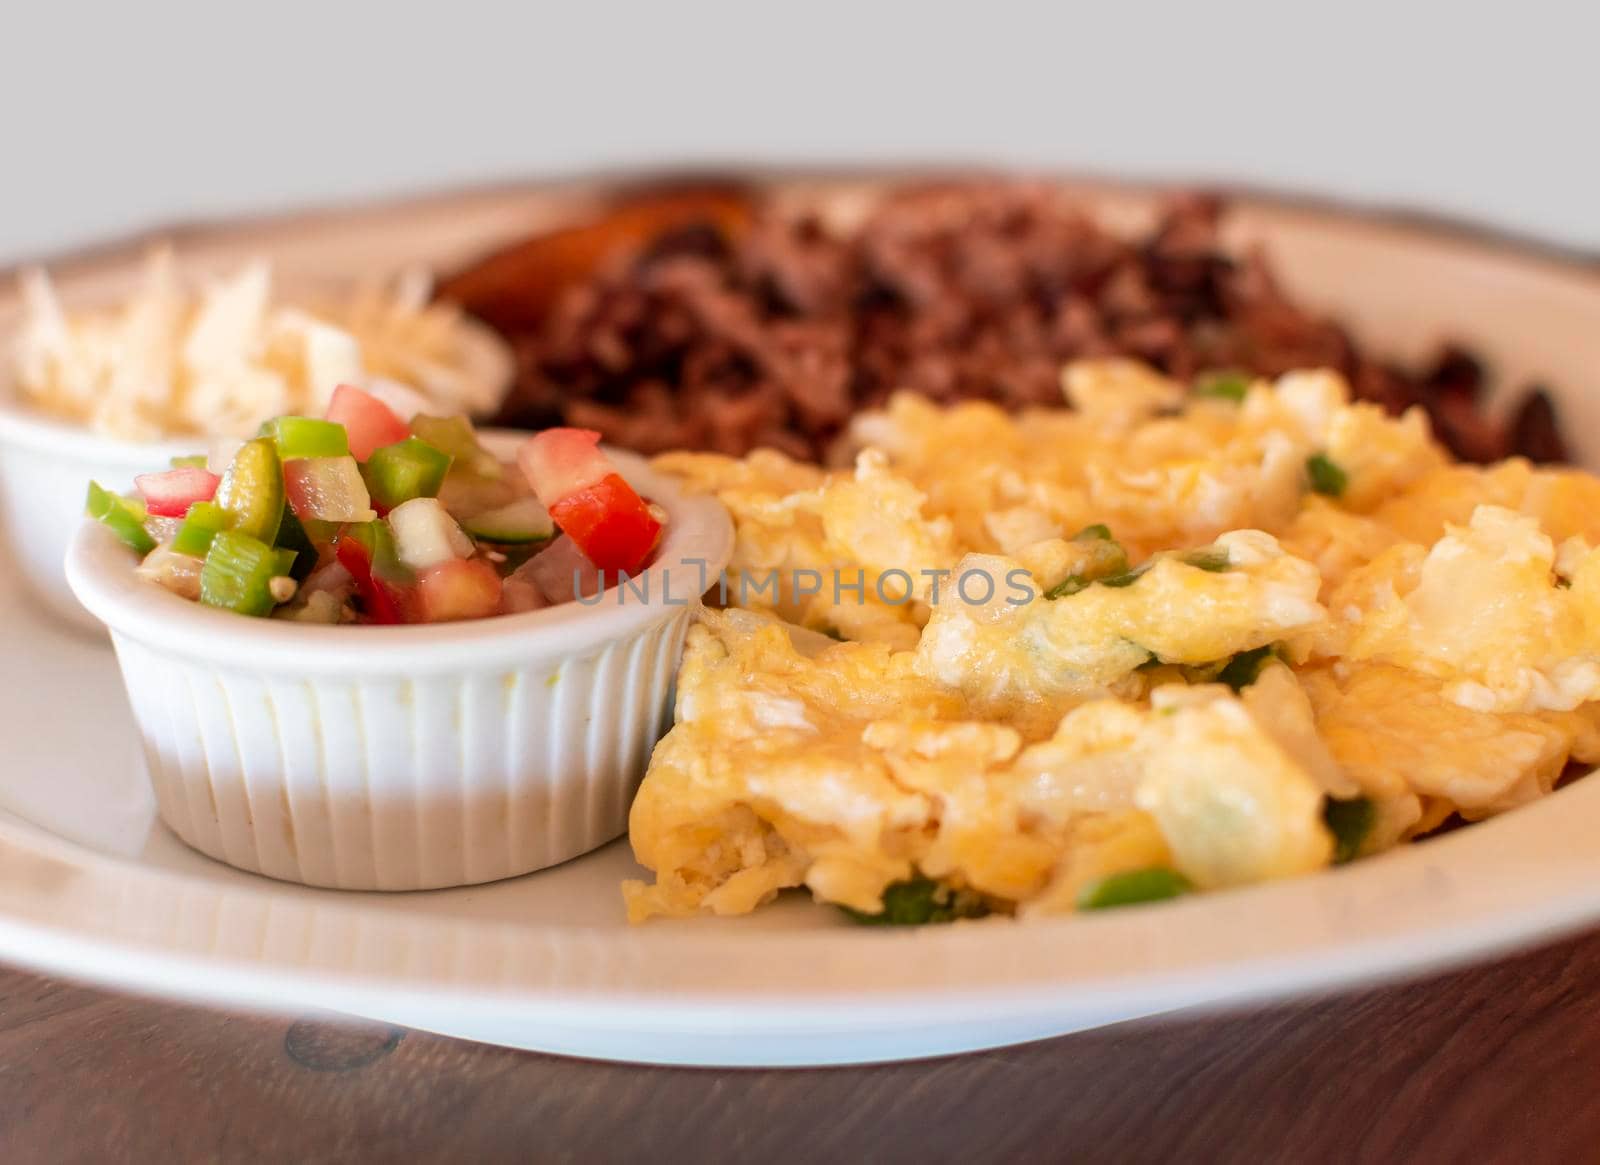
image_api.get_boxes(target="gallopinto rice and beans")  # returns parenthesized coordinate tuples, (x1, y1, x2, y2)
(439, 181, 1567, 466)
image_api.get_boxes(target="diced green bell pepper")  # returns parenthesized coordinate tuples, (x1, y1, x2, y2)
(1216, 644, 1277, 692)
(839, 876, 989, 926)
(1306, 452, 1348, 498)
(410, 414, 501, 479)
(1099, 546, 1229, 590)
(300, 517, 342, 546)
(1046, 524, 1131, 599)
(1077, 867, 1194, 911)
(200, 530, 296, 616)
(1098, 563, 1151, 588)
(1194, 372, 1250, 403)
(85, 481, 156, 555)
(361, 437, 453, 511)
(1044, 575, 1089, 600)
(215, 438, 285, 544)
(1182, 547, 1231, 573)
(171, 501, 232, 559)
(1323, 796, 1374, 864)
(267, 416, 350, 460)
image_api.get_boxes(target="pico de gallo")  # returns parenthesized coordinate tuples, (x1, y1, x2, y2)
(84, 385, 665, 624)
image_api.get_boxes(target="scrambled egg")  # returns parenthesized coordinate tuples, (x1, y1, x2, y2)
(624, 361, 1600, 922)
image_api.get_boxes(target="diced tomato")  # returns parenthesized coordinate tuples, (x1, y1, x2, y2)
(335, 535, 408, 625)
(134, 467, 221, 517)
(549, 475, 661, 575)
(325, 384, 410, 461)
(518, 429, 660, 573)
(518, 428, 613, 503)
(416, 558, 503, 623)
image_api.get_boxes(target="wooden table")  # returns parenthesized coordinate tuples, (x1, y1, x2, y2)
(1, 930, 1595, 1163)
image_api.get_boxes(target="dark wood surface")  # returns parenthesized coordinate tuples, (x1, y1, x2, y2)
(1, 928, 1597, 1164)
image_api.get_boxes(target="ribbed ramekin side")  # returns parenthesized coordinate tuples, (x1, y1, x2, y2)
(107, 604, 696, 891)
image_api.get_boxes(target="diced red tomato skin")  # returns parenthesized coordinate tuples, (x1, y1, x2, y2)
(134, 468, 221, 517)
(416, 558, 503, 623)
(325, 384, 410, 461)
(518, 428, 613, 503)
(517, 429, 660, 573)
(335, 536, 407, 625)
(284, 461, 324, 521)
(548, 474, 662, 574)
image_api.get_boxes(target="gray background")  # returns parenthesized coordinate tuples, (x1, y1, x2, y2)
(2, 3, 1594, 262)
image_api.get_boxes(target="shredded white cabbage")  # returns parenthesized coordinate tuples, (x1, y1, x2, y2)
(13, 247, 502, 440)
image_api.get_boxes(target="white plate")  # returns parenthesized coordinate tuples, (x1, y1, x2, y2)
(3, 176, 1600, 1068)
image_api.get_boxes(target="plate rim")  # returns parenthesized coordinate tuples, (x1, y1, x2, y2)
(0, 777, 1596, 1019)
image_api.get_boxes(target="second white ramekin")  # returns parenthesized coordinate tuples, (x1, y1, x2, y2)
(65, 439, 733, 891)
(0, 394, 192, 633)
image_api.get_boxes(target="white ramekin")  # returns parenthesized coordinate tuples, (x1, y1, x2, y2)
(64, 438, 733, 891)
